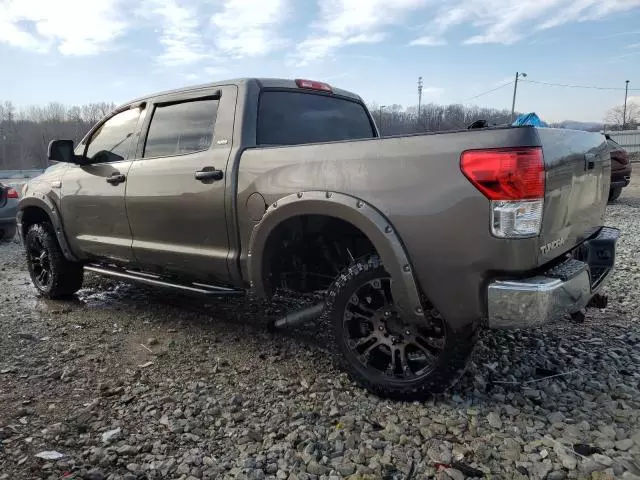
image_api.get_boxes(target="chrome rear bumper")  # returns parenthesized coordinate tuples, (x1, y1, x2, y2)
(487, 227, 619, 329)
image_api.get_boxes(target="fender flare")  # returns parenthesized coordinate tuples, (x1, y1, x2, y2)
(247, 191, 425, 322)
(17, 195, 78, 262)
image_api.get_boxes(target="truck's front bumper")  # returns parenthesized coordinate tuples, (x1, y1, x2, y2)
(486, 227, 619, 329)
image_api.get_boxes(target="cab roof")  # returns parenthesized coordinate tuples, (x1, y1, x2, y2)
(118, 78, 363, 111)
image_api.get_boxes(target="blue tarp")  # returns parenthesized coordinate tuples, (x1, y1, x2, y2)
(512, 112, 548, 127)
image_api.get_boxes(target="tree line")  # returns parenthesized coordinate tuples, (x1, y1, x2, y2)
(1, 98, 637, 171)
(0, 101, 115, 170)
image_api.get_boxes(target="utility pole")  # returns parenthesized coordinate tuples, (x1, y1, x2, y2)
(417, 77, 423, 125)
(378, 105, 386, 133)
(511, 72, 527, 122)
(623, 80, 630, 130)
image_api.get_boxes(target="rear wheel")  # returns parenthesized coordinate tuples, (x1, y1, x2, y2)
(608, 187, 622, 202)
(327, 256, 476, 400)
(25, 223, 84, 299)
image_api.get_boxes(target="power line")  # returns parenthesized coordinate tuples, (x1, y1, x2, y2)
(458, 81, 514, 103)
(520, 79, 640, 91)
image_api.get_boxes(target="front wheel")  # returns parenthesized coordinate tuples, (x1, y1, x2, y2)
(327, 256, 476, 400)
(25, 223, 84, 299)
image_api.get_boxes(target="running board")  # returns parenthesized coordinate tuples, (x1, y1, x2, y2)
(84, 265, 245, 297)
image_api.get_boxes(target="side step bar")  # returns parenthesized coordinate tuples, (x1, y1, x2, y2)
(84, 265, 245, 297)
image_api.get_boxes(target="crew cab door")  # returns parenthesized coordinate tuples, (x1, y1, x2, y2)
(124, 86, 237, 282)
(60, 105, 145, 263)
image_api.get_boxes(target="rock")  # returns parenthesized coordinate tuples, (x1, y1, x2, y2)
(554, 446, 577, 470)
(101, 428, 121, 444)
(487, 411, 503, 429)
(531, 460, 553, 479)
(116, 445, 137, 456)
(615, 439, 634, 451)
(444, 468, 465, 480)
(548, 412, 565, 424)
(547, 471, 567, 480)
(579, 459, 602, 476)
(592, 454, 613, 467)
(84, 469, 106, 480)
(306, 461, 328, 476)
(337, 462, 356, 476)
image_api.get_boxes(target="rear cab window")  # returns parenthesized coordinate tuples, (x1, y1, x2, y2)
(257, 91, 375, 146)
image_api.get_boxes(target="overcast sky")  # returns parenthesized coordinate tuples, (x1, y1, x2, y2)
(1, 0, 640, 123)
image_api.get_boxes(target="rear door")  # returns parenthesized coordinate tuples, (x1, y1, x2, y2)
(125, 85, 237, 282)
(61, 105, 145, 263)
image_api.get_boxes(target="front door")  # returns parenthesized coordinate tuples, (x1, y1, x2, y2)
(125, 86, 236, 282)
(60, 106, 144, 263)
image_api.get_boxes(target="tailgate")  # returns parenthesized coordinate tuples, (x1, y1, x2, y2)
(537, 128, 611, 264)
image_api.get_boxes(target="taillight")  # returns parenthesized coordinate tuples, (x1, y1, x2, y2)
(461, 147, 545, 238)
(6, 187, 19, 199)
(295, 79, 332, 92)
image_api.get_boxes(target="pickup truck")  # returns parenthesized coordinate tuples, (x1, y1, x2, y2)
(17, 78, 619, 399)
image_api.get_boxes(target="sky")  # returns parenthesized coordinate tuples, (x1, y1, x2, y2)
(1, 0, 640, 123)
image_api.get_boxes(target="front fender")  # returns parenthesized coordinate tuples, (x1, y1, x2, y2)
(247, 191, 425, 323)
(17, 194, 78, 262)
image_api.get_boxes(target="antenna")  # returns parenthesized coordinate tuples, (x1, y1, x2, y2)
(417, 76, 423, 125)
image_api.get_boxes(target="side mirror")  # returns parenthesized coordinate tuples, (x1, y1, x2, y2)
(47, 139, 77, 163)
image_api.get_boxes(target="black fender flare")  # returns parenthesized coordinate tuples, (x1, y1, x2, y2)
(17, 195, 78, 262)
(247, 191, 425, 322)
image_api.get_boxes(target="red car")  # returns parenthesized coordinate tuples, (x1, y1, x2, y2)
(605, 134, 632, 202)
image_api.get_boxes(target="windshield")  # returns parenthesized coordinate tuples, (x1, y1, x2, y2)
(257, 91, 375, 146)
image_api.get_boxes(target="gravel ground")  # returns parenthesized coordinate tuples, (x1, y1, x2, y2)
(1, 185, 640, 480)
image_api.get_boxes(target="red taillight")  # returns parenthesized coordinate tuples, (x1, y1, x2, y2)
(295, 79, 332, 92)
(460, 147, 545, 200)
(6, 187, 19, 199)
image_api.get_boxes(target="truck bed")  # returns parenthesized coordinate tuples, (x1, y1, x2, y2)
(236, 126, 611, 329)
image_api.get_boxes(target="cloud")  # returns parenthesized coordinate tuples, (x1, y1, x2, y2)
(140, 0, 210, 67)
(409, 36, 446, 46)
(0, 0, 127, 55)
(412, 0, 640, 46)
(210, 0, 289, 58)
(295, 0, 429, 65)
(628, 42, 640, 48)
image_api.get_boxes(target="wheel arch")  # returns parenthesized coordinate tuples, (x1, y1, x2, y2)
(248, 191, 425, 322)
(17, 196, 78, 262)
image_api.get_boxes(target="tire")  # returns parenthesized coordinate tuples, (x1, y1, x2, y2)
(25, 223, 84, 299)
(0, 224, 16, 242)
(608, 187, 622, 203)
(326, 256, 476, 400)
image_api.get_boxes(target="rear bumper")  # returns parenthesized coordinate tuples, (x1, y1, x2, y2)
(487, 227, 619, 329)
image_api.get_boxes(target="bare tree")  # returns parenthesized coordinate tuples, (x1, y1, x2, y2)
(605, 102, 639, 130)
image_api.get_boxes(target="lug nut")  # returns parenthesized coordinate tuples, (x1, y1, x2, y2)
(384, 311, 391, 317)
(405, 330, 411, 335)
(378, 325, 384, 331)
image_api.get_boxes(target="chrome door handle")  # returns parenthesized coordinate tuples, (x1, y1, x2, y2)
(106, 173, 126, 185)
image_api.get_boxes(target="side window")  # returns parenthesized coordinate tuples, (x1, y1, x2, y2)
(143, 99, 218, 158)
(84, 108, 142, 164)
